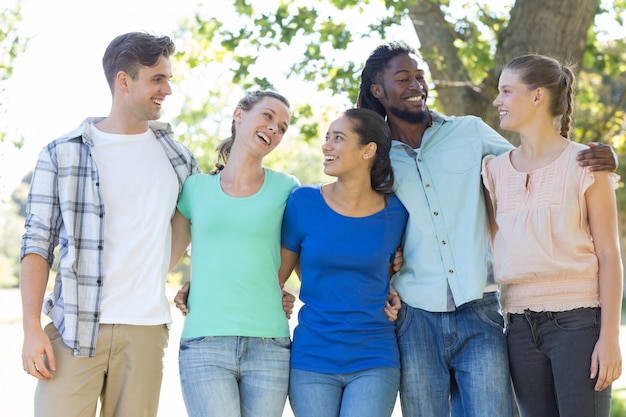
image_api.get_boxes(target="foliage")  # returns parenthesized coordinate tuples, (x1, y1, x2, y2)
(0, 171, 30, 288)
(0, 0, 27, 145)
(171, 0, 625, 159)
(611, 390, 626, 417)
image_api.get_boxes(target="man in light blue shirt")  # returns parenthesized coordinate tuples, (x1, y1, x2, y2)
(357, 41, 616, 417)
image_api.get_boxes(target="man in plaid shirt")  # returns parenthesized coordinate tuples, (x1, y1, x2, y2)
(20, 32, 200, 417)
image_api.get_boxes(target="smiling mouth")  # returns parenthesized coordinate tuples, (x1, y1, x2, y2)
(258, 132, 270, 145)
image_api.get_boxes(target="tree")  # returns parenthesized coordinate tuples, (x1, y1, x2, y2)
(172, 0, 625, 150)
(0, 0, 27, 145)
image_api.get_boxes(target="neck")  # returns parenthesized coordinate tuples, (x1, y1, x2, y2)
(322, 178, 383, 217)
(387, 110, 432, 148)
(219, 151, 265, 197)
(96, 112, 150, 135)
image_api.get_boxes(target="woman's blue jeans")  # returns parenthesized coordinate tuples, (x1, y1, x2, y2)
(507, 307, 611, 417)
(396, 292, 514, 417)
(288, 367, 400, 417)
(179, 335, 290, 417)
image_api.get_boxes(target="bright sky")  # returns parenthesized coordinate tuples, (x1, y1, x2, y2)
(0, 0, 622, 204)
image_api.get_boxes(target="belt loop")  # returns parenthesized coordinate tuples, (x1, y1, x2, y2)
(546, 311, 554, 320)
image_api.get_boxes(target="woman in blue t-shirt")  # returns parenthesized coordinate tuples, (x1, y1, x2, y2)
(280, 108, 409, 417)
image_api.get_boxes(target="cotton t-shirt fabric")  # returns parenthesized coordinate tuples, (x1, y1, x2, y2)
(91, 125, 178, 325)
(178, 168, 299, 339)
(282, 185, 409, 373)
(482, 141, 618, 314)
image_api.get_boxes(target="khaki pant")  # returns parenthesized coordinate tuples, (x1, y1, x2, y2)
(35, 322, 169, 417)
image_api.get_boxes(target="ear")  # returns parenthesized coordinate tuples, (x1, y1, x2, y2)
(233, 106, 242, 122)
(370, 84, 383, 99)
(116, 71, 130, 92)
(533, 88, 544, 105)
(363, 142, 377, 160)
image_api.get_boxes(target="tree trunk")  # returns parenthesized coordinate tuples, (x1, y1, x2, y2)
(408, 0, 600, 145)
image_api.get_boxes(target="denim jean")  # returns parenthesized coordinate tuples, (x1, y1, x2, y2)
(289, 367, 400, 417)
(179, 336, 291, 417)
(507, 307, 611, 417)
(396, 291, 514, 417)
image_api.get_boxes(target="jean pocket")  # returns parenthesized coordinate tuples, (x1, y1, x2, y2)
(553, 308, 599, 331)
(473, 296, 505, 331)
(267, 337, 292, 349)
(179, 336, 211, 349)
(395, 302, 411, 337)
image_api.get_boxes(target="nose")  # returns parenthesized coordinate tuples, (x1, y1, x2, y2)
(321, 139, 331, 151)
(492, 94, 501, 107)
(163, 80, 172, 96)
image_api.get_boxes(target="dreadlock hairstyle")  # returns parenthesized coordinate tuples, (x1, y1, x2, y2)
(357, 41, 417, 118)
(503, 54, 576, 138)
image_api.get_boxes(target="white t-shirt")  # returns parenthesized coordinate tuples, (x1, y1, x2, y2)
(90, 124, 178, 325)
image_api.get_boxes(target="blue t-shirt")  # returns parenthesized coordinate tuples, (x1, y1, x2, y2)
(282, 185, 409, 373)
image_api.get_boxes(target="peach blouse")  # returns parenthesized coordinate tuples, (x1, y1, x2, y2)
(482, 141, 614, 315)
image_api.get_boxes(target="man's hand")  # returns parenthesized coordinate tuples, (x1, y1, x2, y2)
(22, 328, 55, 380)
(282, 290, 295, 319)
(384, 285, 402, 321)
(174, 282, 190, 316)
(576, 142, 618, 172)
(392, 246, 403, 272)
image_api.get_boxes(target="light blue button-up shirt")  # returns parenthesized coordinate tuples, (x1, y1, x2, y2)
(391, 112, 513, 312)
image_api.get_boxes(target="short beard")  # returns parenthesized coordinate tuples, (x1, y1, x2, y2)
(388, 105, 430, 125)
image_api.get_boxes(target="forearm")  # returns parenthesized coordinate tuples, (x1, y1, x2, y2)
(170, 209, 191, 271)
(597, 257, 623, 338)
(20, 254, 50, 331)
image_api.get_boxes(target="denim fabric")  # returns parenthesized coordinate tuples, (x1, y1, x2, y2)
(507, 307, 611, 417)
(179, 336, 290, 417)
(288, 367, 400, 417)
(396, 292, 514, 417)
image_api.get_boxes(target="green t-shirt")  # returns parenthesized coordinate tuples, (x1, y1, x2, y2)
(177, 169, 299, 338)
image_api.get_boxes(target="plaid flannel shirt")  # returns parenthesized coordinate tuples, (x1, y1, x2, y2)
(20, 117, 200, 357)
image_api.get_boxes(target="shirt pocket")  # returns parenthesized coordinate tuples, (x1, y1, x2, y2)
(436, 143, 479, 174)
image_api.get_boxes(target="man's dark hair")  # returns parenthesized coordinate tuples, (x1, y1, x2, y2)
(357, 41, 417, 118)
(102, 32, 175, 92)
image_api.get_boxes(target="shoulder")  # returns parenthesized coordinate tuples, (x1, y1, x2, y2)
(265, 169, 300, 187)
(183, 173, 215, 188)
(386, 193, 409, 216)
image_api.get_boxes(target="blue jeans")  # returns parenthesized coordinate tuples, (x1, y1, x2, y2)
(289, 367, 400, 417)
(179, 336, 291, 417)
(396, 292, 514, 417)
(507, 308, 611, 417)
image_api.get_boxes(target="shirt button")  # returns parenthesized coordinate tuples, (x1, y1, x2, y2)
(425, 184, 430, 188)
(441, 240, 447, 245)
(448, 270, 454, 274)
(434, 211, 439, 216)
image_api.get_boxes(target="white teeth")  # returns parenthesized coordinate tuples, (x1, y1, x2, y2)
(406, 96, 422, 102)
(258, 133, 270, 145)
(499, 111, 508, 116)
(153, 99, 163, 105)
(324, 155, 337, 161)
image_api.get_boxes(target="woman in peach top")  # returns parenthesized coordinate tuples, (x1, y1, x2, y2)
(482, 54, 622, 417)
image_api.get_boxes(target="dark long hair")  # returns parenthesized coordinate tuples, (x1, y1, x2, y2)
(343, 108, 394, 193)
